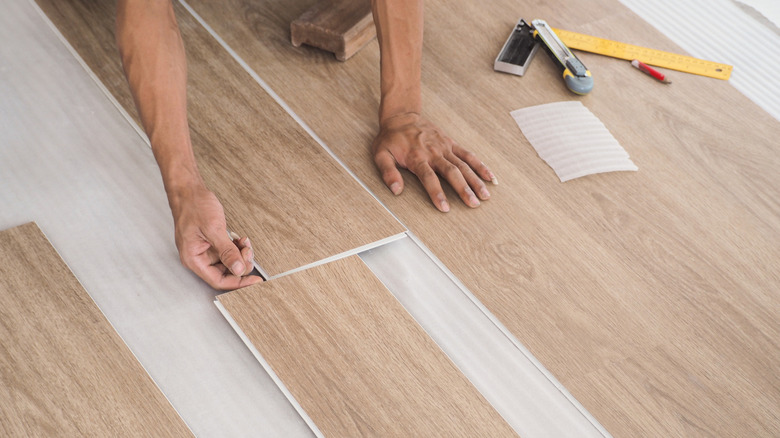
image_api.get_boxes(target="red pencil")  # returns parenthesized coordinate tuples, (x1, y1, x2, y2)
(631, 59, 671, 84)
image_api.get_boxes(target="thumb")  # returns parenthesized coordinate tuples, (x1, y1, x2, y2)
(208, 229, 245, 276)
(374, 148, 404, 195)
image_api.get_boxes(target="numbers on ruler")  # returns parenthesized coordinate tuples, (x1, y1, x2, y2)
(552, 28, 732, 80)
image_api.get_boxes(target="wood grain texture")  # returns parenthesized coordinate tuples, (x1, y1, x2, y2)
(33, 0, 404, 277)
(0, 223, 192, 437)
(291, 0, 375, 61)
(180, 0, 780, 436)
(218, 255, 517, 437)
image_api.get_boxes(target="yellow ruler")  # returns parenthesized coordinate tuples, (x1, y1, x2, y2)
(552, 28, 733, 80)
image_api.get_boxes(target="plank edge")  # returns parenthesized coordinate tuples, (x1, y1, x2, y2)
(214, 300, 325, 438)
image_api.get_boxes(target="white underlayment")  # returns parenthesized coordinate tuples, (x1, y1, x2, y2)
(736, 0, 780, 29)
(4, 1, 313, 436)
(618, 0, 780, 121)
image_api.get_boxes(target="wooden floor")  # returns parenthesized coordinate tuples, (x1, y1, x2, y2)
(32, 0, 780, 436)
(34, 0, 404, 277)
(219, 256, 517, 437)
(0, 223, 192, 437)
(179, 0, 780, 436)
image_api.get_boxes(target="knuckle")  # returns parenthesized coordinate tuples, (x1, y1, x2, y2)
(219, 246, 235, 262)
(443, 163, 460, 179)
(406, 149, 428, 164)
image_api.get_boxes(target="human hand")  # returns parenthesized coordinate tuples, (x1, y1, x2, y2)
(169, 184, 263, 290)
(371, 113, 496, 212)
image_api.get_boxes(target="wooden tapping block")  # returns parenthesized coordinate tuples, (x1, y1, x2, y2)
(291, 0, 376, 61)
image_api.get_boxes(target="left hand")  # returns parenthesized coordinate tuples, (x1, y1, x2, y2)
(371, 113, 496, 212)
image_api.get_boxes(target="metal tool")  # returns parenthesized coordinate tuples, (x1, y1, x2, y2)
(494, 19, 540, 76)
(531, 19, 594, 95)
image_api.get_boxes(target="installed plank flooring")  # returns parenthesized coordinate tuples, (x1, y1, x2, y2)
(180, 0, 780, 436)
(0, 223, 192, 437)
(34, 0, 404, 277)
(218, 255, 517, 437)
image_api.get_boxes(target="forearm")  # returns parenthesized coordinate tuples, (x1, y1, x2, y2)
(371, 0, 423, 124)
(116, 0, 202, 209)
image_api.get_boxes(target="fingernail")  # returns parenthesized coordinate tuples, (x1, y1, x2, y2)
(231, 261, 244, 276)
(229, 231, 240, 241)
(480, 187, 491, 199)
(248, 249, 253, 260)
(244, 238, 252, 248)
(390, 182, 402, 195)
(467, 189, 480, 207)
(437, 194, 450, 212)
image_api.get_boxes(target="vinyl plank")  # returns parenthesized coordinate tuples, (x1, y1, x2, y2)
(0, 223, 192, 437)
(33, 0, 405, 277)
(180, 0, 780, 435)
(217, 256, 518, 437)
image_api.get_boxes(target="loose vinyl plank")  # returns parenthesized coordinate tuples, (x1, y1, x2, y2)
(33, 0, 404, 277)
(0, 223, 192, 437)
(179, 0, 780, 435)
(217, 255, 518, 437)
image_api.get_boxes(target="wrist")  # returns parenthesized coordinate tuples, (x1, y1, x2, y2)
(164, 173, 206, 214)
(379, 111, 421, 130)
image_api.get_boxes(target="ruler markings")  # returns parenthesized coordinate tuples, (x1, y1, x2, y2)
(552, 28, 732, 80)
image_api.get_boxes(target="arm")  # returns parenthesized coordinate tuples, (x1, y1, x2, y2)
(116, 0, 260, 289)
(370, 0, 496, 212)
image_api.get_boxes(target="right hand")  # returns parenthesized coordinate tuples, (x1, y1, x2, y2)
(169, 184, 263, 290)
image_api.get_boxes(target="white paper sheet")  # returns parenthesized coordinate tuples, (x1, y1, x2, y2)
(511, 101, 638, 182)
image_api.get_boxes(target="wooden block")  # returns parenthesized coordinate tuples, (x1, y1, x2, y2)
(218, 256, 517, 437)
(0, 223, 192, 437)
(291, 0, 376, 61)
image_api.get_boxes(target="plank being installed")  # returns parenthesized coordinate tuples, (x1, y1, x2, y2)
(0, 223, 192, 437)
(217, 255, 517, 437)
(178, 0, 780, 436)
(33, 0, 404, 277)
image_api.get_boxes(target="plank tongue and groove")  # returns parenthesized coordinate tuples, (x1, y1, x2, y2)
(178, 0, 780, 436)
(33, 0, 404, 277)
(217, 255, 518, 437)
(0, 223, 192, 437)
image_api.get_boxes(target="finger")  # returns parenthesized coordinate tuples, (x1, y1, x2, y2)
(206, 227, 246, 276)
(452, 143, 497, 185)
(240, 243, 254, 270)
(374, 148, 404, 195)
(198, 264, 264, 291)
(447, 152, 490, 200)
(409, 161, 450, 212)
(204, 235, 254, 273)
(431, 156, 481, 208)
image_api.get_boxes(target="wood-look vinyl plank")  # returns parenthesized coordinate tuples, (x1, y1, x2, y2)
(217, 255, 518, 437)
(180, 0, 780, 435)
(33, 0, 404, 277)
(0, 223, 192, 437)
